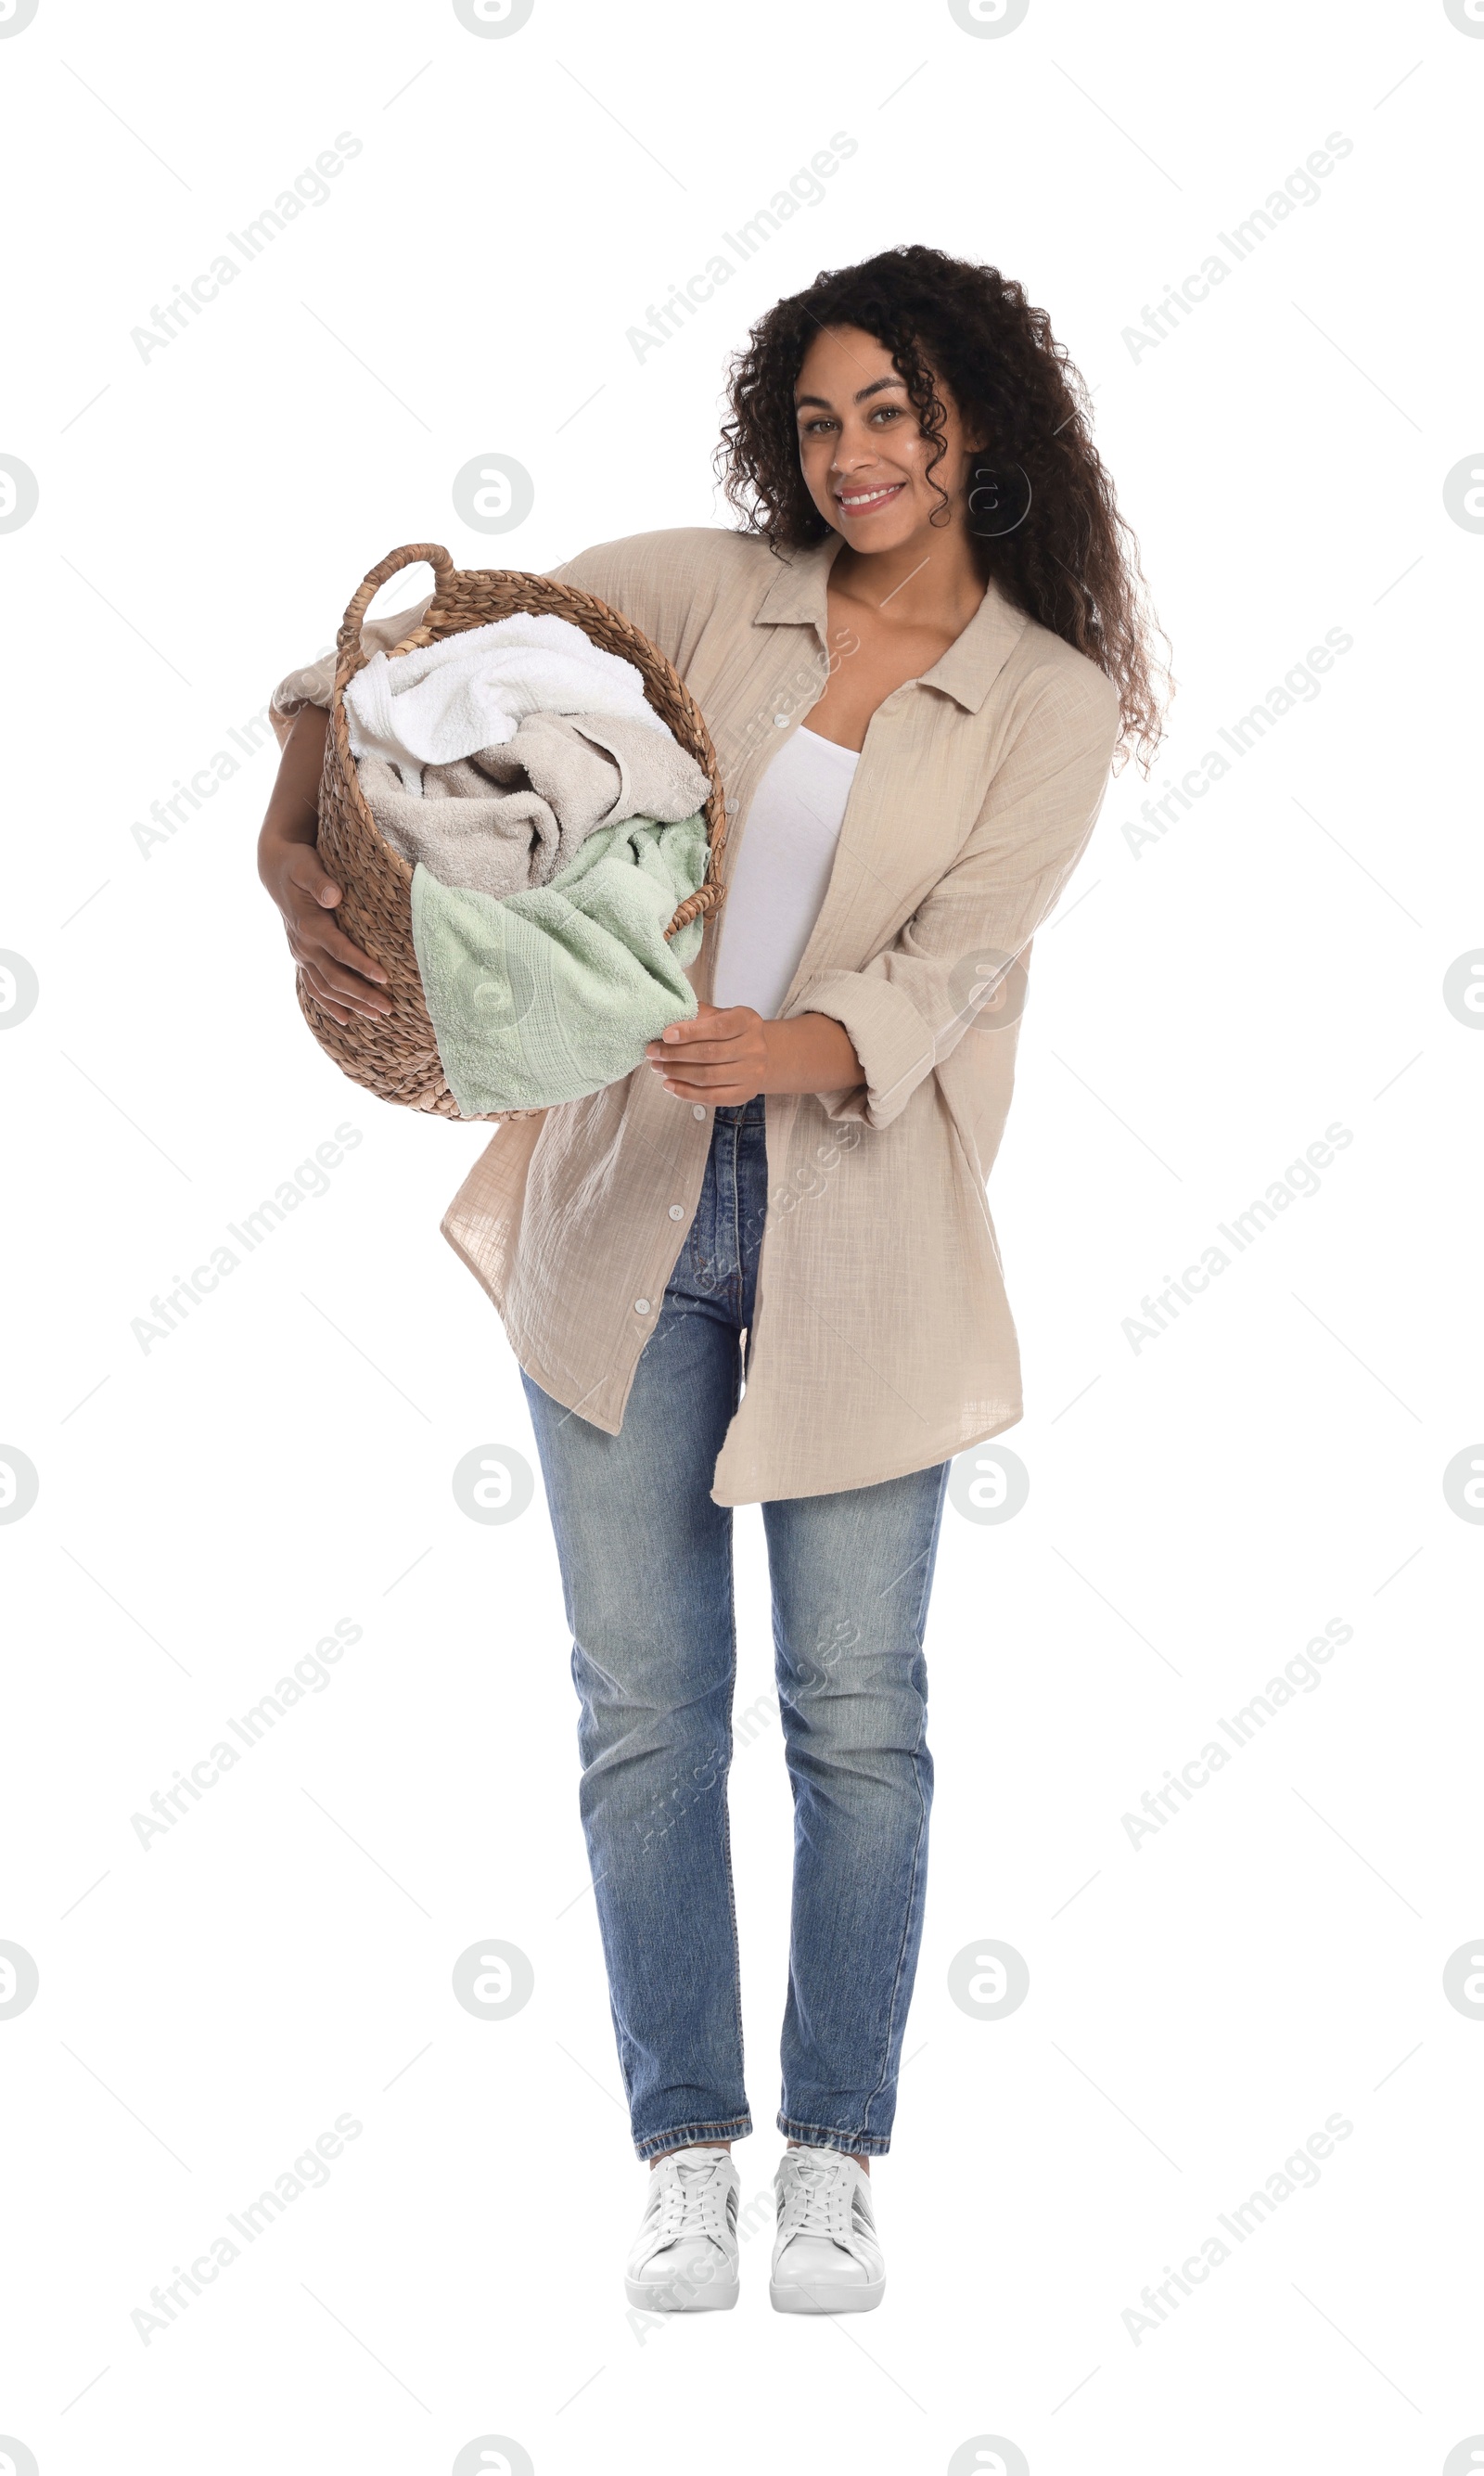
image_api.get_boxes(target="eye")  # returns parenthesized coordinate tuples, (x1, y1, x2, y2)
(869, 404, 904, 423)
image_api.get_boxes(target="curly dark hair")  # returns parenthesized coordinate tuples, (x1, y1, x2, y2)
(715, 243, 1169, 773)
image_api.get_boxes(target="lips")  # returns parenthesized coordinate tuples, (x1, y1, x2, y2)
(836, 481, 905, 512)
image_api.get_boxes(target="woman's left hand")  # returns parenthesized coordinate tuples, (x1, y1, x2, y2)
(645, 1004, 864, 1104)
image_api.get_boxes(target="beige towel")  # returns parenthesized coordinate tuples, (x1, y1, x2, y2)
(357, 710, 710, 898)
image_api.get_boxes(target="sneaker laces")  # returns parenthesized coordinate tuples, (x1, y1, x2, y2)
(634, 2152, 737, 2266)
(775, 2151, 876, 2258)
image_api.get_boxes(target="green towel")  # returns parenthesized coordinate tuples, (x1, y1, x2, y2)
(410, 812, 709, 1117)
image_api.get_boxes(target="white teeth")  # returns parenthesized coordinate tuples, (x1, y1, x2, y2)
(839, 485, 901, 507)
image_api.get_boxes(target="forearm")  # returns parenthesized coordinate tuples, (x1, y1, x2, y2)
(761, 1011, 864, 1097)
(258, 704, 329, 883)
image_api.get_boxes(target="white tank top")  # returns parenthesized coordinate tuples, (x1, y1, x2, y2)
(711, 725, 860, 1020)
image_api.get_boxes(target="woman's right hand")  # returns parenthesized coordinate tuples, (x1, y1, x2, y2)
(257, 706, 391, 1026)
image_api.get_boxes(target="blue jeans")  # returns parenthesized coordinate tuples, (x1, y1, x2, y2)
(521, 1095, 950, 2161)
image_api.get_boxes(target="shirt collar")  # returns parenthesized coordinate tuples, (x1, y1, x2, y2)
(751, 532, 1029, 713)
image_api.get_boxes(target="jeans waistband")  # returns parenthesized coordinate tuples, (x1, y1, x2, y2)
(711, 1095, 767, 1125)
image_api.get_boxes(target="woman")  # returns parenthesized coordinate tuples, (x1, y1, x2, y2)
(259, 245, 1164, 2316)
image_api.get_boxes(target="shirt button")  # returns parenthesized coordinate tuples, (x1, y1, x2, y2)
(773, 713, 788, 727)
(692, 1103, 706, 1120)
(633, 1297, 652, 1315)
(668, 1204, 684, 1220)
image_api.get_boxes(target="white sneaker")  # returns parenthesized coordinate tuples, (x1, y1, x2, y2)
(770, 2146, 886, 2314)
(624, 2148, 740, 2311)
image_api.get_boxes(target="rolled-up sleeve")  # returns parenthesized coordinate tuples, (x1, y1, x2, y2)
(267, 593, 435, 751)
(794, 664, 1121, 1128)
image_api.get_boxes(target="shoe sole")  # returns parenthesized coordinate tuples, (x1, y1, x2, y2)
(624, 2269, 739, 2313)
(769, 2276, 886, 2315)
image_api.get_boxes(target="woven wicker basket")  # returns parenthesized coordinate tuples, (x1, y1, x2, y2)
(297, 540, 728, 1120)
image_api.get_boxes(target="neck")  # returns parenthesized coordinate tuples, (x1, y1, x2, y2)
(826, 525, 986, 630)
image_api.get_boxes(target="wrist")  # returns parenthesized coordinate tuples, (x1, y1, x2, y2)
(258, 815, 313, 892)
(759, 1017, 791, 1091)
(763, 1011, 863, 1097)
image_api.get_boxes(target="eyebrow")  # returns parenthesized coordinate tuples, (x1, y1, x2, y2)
(793, 375, 906, 414)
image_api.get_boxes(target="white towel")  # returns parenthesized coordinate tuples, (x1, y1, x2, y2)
(344, 611, 666, 794)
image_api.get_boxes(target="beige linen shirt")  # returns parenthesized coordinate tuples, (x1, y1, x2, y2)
(271, 527, 1119, 1505)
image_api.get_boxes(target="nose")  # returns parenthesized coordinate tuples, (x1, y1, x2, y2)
(830, 431, 880, 476)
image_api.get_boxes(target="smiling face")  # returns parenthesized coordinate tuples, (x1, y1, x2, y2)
(793, 323, 984, 556)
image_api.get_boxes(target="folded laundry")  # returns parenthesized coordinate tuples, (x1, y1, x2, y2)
(345, 610, 665, 793)
(410, 812, 708, 1117)
(357, 710, 711, 899)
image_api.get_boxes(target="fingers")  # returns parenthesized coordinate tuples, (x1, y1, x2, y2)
(293, 931, 392, 1006)
(299, 953, 393, 1021)
(658, 1004, 757, 1044)
(659, 1076, 757, 1105)
(647, 1054, 752, 1089)
(283, 882, 391, 1006)
(645, 1009, 763, 1067)
(300, 964, 352, 1028)
(646, 1038, 753, 1065)
(307, 915, 390, 985)
(284, 844, 344, 910)
(271, 839, 393, 1021)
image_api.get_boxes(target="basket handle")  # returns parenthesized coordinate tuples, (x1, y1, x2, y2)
(336, 542, 455, 685)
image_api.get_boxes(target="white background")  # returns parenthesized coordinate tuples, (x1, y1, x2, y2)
(2, 2, 1481, 2470)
